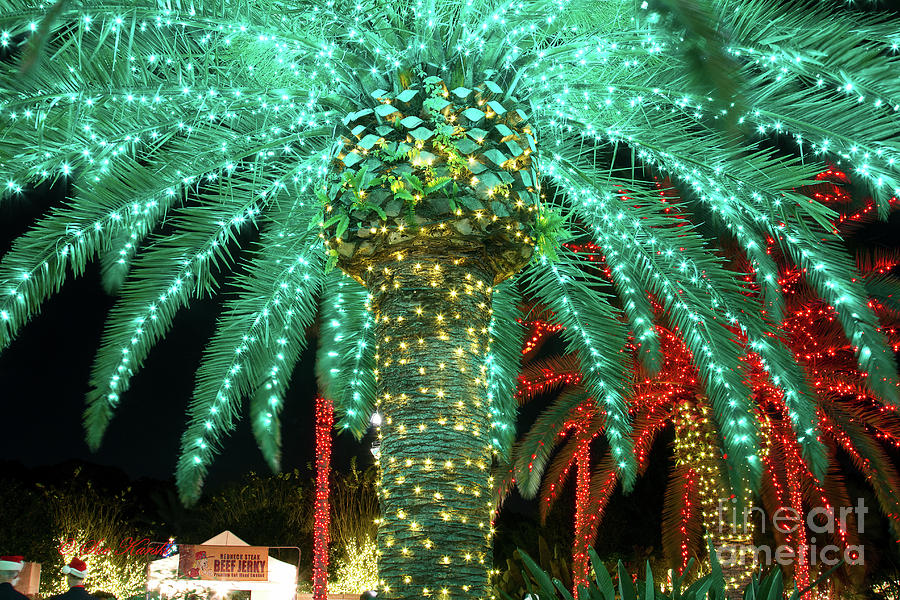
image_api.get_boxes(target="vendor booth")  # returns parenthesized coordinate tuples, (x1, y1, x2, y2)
(147, 531, 298, 600)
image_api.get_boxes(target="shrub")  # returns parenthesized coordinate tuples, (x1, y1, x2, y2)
(507, 545, 836, 600)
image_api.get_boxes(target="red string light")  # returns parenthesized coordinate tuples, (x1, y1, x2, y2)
(679, 469, 698, 574)
(520, 317, 565, 355)
(313, 396, 334, 600)
(572, 436, 592, 597)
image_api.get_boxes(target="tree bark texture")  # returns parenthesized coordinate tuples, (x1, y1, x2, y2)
(714, 519, 756, 600)
(675, 399, 756, 600)
(368, 253, 497, 600)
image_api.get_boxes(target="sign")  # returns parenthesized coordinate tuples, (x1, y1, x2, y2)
(177, 545, 268, 581)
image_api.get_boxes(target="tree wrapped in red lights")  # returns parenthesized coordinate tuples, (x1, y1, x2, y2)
(502, 171, 900, 599)
(313, 396, 335, 600)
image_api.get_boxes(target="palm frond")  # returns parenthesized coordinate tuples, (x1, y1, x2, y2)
(536, 422, 603, 522)
(583, 457, 623, 550)
(98, 219, 156, 295)
(779, 235, 899, 406)
(314, 273, 376, 437)
(641, 0, 745, 116)
(82, 191, 262, 450)
(661, 463, 703, 573)
(485, 277, 526, 456)
(513, 385, 592, 498)
(864, 273, 900, 317)
(314, 269, 376, 436)
(740, 80, 900, 217)
(556, 168, 765, 492)
(818, 406, 900, 540)
(174, 205, 325, 500)
(315, 270, 361, 398)
(0, 1, 336, 196)
(521, 253, 637, 489)
(816, 449, 860, 550)
(717, 0, 900, 128)
(0, 159, 180, 350)
(569, 240, 664, 374)
(244, 224, 326, 471)
(517, 354, 582, 403)
(609, 111, 899, 405)
(534, 434, 579, 523)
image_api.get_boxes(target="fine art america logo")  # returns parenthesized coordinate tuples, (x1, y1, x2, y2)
(715, 498, 867, 567)
(58, 538, 177, 557)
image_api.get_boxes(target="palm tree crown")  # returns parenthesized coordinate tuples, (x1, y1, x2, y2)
(2, 0, 900, 597)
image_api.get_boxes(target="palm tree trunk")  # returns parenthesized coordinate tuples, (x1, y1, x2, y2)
(711, 514, 756, 600)
(675, 399, 756, 599)
(572, 441, 592, 597)
(369, 254, 496, 600)
(782, 428, 810, 599)
(313, 396, 334, 600)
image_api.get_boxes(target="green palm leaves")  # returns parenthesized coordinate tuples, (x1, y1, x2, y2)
(0, 0, 897, 508)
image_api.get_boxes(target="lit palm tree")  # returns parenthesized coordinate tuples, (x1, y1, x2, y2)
(2, 1, 900, 598)
(508, 174, 900, 598)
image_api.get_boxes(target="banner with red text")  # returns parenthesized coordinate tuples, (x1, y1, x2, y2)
(177, 545, 268, 581)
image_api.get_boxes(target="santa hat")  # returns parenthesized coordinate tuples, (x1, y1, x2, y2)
(62, 558, 88, 579)
(0, 556, 24, 572)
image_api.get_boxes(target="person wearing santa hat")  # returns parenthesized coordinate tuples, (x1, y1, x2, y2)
(48, 558, 98, 600)
(0, 556, 28, 600)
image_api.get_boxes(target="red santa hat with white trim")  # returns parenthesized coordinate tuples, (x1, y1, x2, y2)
(0, 556, 24, 572)
(62, 558, 88, 579)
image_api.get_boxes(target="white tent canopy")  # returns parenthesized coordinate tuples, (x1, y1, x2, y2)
(147, 531, 297, 600)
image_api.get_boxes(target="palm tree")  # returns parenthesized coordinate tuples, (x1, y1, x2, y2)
(313, 395, 334, 600)
(2, 1, 899, 598)
(509, 172, 900, 599)
(512, 309, 900, 598)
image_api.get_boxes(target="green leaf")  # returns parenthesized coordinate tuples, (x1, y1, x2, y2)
(707, 538, 725, 600)
(617, 561, 637, 600)
(335, 215, 350, 240)
(322, 214, 342, 229)
(643, 561, 654, 600)
(325, 248, 339, 273)
(404, 172, 424, 192)
(351, 165, 369, 190)
(365, 202, 387, 220)
(518, 550, 558, 597)
(425, 176, 451, 194)
(554, 579, 575, 600)
(590, 549, 616, 600)
(394, 188, 415, 202)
